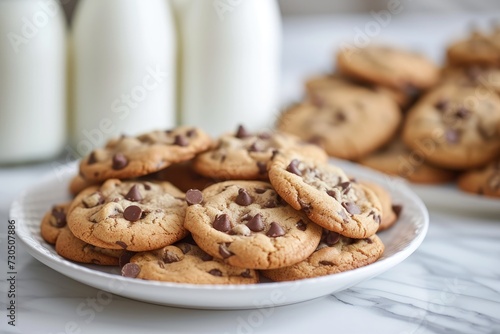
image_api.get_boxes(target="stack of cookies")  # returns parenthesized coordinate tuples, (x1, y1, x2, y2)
(277, 30, 500, 199)
(41, 125, 400, 284)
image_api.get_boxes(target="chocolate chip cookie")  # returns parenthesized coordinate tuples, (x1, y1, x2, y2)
(306, 74, 414, 109)
(55, 226, 121, 266)
(360, 181, 400, 232)
(79, 126, 212, 182)
(402, 84, 500, 170)
(122, 243, 259, 284)
(447, 29, 500, 67)
(193, 125, 328, 180)
(262, 232, 384, 281)
(67, 179, 188, 251)
(40, 202, 71, 245)
(184, 180, 323, 269)
(268, 153, 382, 239)
(337, 45, 440, 90)
(458, 158, 500, 198)
(277, 83, 401, 160)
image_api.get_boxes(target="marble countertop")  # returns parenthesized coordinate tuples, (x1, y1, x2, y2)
(1, 13, 500, 334)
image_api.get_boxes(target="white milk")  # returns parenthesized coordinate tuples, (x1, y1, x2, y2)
(180, 0, 282, 137)
(0, 0, 66, 164)
(70, 0, 176, 156)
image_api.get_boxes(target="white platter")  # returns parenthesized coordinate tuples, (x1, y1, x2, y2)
(11, 161, 428, 310)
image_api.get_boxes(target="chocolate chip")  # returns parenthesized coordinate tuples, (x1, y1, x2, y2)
(87, 151, 97, 165)
(121, 263, 140, 278)
(246, 214, 265, 232)
(235, 188, 253, 206)
(219, 244, 233, 258)
(112, 153, 128, 170)
(325, 231, 340, 246)
(256, 162, 267, 175)
(335, 111, 346, 122)
(123, 205, 142, 222)
(50, 207, 67, 228)
(116, 241, 128, 249)
(445, 128, 460, 144)
(286, 159, 302, 176)
(326, 190, 338, 200)
(163, 251, 180, 263)
(144, 183, 152, 190)
(185, 189, 203, 205)
(200, 252, 213, 261)
(392, 204, 403, 216)
(240, 269, 252, 278)
(266, 222, 285, 237)
(213, 214, 231, 232)
(186, 128, 197, 137)
(119, 250, 135, 268)
(125, 185, 143, 202)
(235, 125, 250, 138)
(298, 199, 312, 215)
(296, 220, 307, 231)
(455, 107, 471, 119)
(364, 238, 373, 244)
(319, 261, 334, 266)
(342, 202, 361, 215)
(339, 181, 351, 193)
(173, 134, 188, 147)
(435, 99, 449, 111)
(208, 269, 222, 277)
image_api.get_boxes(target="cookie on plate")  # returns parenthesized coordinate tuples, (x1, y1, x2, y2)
(357, 139, 457, 184)
(79, 126, 212, 182)
(122, 243, 259, 284)
(446, 29, 500, 67)
(193, 125, 328, 180)
(67, 179, 188, 251)
(457, 158, 500, 198)
(40, 202, 71, 245)
(306, 74, 415, 109)
(184, 180, 323, 269)
(402, 84, 500, 170)
(277, 84, 401, 160)
(337, 45, 440, 91)
(360, 181, 401, 231)
(55, 226, 121, 266)
(262, 232, 384, 281)
(268, 152, 382, 239)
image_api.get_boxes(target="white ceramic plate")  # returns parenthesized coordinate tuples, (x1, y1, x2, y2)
(11, 161, 428, 310)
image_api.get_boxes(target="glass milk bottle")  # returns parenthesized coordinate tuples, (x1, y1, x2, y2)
(71, 0, 177, 156)
(0, 0, 66, 164)
(180, 0, 282, 137)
